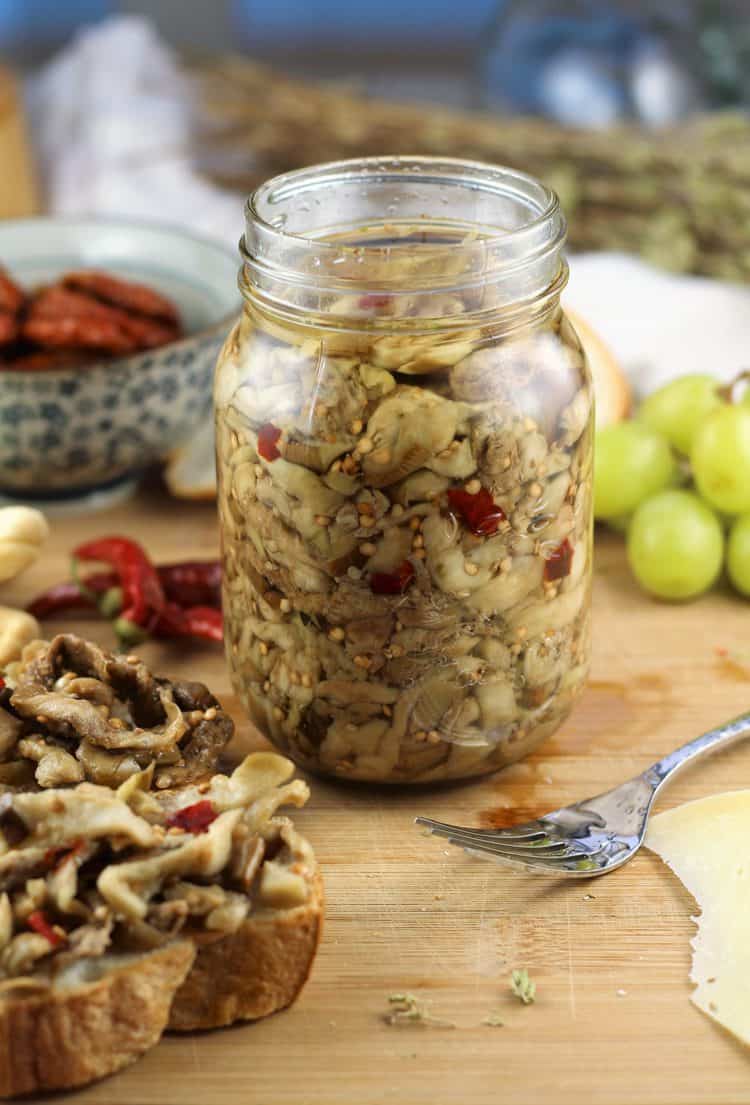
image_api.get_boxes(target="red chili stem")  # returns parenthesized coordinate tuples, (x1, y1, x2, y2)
(74, 536, 166, 629)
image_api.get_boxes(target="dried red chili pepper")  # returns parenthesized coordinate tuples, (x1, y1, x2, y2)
(447, 487, 506, 537)
(153, 603, 223, 643)
(74, 536, 165, 644)
(29, 560, 223, 622)
(370, 560, 415, 595)
(257, 422, 282, 461)
(158, 561, 222, 608)
(543, 538, 574, 582)
(166, 800, 218, 834)
(27, 578, 103, 619)
(27, 910, 66, 947)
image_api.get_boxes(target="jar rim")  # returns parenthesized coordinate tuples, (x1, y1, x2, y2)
(245, 155, 561, 251)
(241, 155, 567, 317)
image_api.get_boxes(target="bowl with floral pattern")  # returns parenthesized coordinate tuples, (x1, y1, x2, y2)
(0, 216, 239, 511)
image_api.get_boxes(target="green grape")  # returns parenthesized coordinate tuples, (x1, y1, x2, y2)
(727, 514, 750, 597)
(627, 490, 723, 600)
(594, 423, 676, 521)
(691, 404, 750, 514)
(639, 374, 721, 455)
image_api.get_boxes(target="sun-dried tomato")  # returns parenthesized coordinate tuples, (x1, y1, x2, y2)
(447, 487, 506, 536)
(370, 560, 415, 595)
(166, 800, 218, 834)
(543, 538, 574, 582)
(27, 910, 66, 947)
(257, 423, 282, 462)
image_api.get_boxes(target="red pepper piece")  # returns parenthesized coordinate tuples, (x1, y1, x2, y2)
(358, 294, 392, 309)
(43, 838, 86, 872)
(447, 487, 506, 537)
(370, 560, 415, 595)
(74, 536, 165, 641)
(257, 423, 282, 462)
(543, 538, 574, 582)
(153, 603, 223, 643)
(166, 800, 218, 834)
(27, 910, 66, 947)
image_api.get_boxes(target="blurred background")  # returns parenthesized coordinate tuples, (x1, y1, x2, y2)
(1, 1, 750, 277)
(2, 0, 749, 117)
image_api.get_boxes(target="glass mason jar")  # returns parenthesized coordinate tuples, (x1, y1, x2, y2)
(216, 157, 593, 784)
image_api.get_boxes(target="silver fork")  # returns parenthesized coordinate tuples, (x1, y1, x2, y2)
(415, 711, 750, 877)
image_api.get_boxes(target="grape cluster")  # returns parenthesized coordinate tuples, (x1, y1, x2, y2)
(595, 374, 750, 601)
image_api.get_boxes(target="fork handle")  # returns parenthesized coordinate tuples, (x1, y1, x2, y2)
(648, 709, 750, 789)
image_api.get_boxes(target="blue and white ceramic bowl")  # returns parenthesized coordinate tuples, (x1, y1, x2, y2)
(0, 217, 239, 510)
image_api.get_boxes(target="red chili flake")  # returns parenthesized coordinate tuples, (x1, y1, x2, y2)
(166, 800, 218, 834)
(543, 538, 574, 582)
(27, 910, 66, 948)
(370, 560, 415, 595)
(257, 422, 282, 462)
(715, 646, 729, 658)
(358, 294, 391, 309)
(44, 838, 86, 872)
(447, 487, 506, 537)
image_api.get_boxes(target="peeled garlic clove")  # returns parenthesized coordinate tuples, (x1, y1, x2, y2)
(0, 507, 49, 582)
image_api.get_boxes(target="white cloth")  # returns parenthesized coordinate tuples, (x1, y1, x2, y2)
(27, 15, 750, 395)
(566, 252, 750, 397)
(26, 15, 241, 246)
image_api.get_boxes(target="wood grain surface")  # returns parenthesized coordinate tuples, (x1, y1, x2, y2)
(6, 484, 750, 1105)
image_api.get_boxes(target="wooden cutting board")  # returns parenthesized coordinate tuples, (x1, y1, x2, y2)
(0, 67, 38, 219)
(5, 483, 750, 1105)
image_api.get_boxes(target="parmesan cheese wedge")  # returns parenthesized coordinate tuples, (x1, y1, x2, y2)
(646, 791, 750, 1047)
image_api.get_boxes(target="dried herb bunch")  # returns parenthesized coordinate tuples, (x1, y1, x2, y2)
(192, 57, 750, 282)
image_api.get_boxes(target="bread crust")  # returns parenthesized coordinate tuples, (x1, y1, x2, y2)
(0, 941, 195, 1098)
(565, 307, 631, 427)
(169, 870, 323, 1031)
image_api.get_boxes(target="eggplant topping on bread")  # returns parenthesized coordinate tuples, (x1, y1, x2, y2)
(0, 752, 321, 1096)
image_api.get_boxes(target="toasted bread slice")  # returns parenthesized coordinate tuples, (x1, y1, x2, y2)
(0, 942, 194, 1098)
(169, 868, 323, 1031)
(564, 307, 631, 428)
